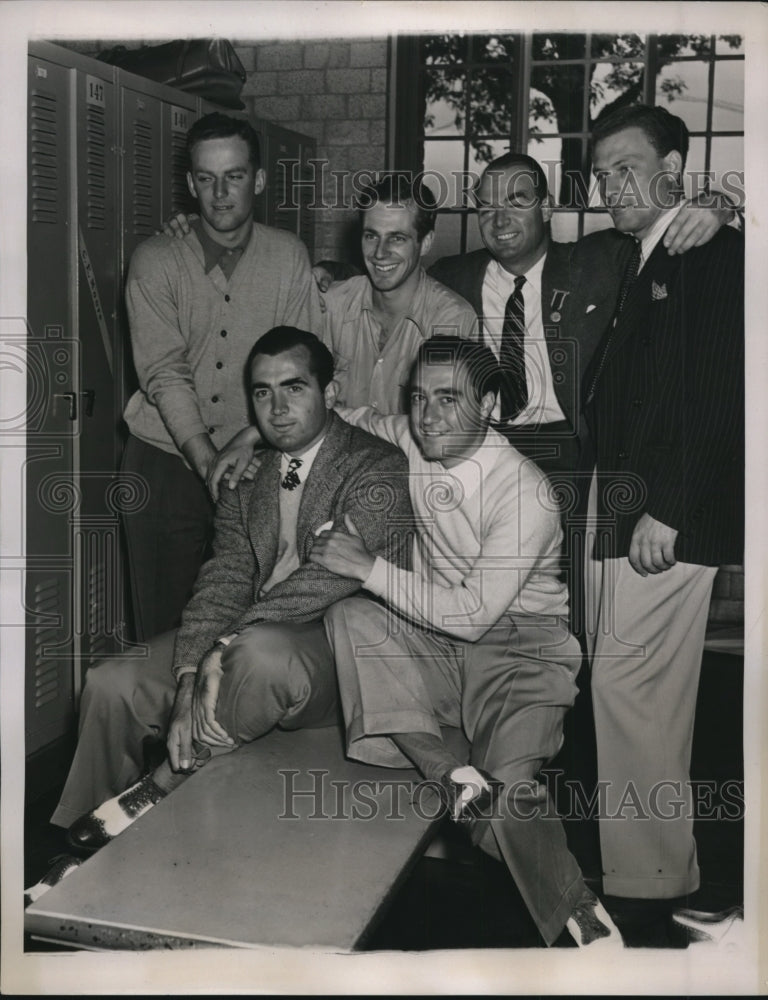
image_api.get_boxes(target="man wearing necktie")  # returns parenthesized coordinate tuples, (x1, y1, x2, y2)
(428, 151, 729, 490)
(46, 328, 412, 853)
(584, 104, 743, 921)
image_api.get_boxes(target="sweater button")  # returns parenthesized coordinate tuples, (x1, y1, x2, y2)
(216, 361, 223, 369)
(221, 329, 227, 338)
(212, 395, 219, 403)
(224, 295, 231, 302)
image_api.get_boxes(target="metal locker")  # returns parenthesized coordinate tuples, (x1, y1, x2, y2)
(25, 41, 319, 769)
(73, 63, 126, 669)
(161, 98, 199, 221)
(26, 52, 78, 754)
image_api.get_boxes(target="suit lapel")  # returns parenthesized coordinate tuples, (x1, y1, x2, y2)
(296, 413, 347, 557)
(603, 238, 680, 366)
(248, 450, 281, 583)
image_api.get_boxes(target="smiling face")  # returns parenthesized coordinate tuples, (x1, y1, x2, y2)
(409, 359, 495, 468)
(361, 201, 433, 295)
(475, 164, 551, 274)
(250, 346, 336, 456)
(592, 126, 682, 239)
(187, 135, 266, 245)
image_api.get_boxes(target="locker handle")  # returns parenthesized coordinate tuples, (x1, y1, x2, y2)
(81, 390, 95, 417)
(54, 391, 77, 421)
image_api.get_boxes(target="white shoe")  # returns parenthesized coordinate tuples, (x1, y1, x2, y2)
(24, 855, 82, 907)
(566, 888, 623, 947)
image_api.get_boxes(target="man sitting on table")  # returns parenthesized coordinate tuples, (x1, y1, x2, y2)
(310, 335, 621, 949)
(32, 329, 411, 884)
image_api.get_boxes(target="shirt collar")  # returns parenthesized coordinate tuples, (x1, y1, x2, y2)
(434, 427, 505, 500)
(488, 250, 545, 295)
(639, 200, 685, 269)
(191, 218, 253, 275)
(280, 433, 326, 482)
(361, 267, 431, 331)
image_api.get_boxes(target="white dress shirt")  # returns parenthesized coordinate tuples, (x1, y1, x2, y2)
(481, 254, 566, 425)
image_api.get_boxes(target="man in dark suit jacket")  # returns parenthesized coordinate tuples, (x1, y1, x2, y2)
(49, 328, 412, 852)
(584, 104, 743, 909)
(428, 152, 728, 489)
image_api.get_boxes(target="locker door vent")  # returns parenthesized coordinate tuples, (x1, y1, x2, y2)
(29, 91, 60, 225)
(132, 119, 156, 235)
(86, 105, 107, 230)
(33, 577, 63, 709)
(170, 131, 189, 215)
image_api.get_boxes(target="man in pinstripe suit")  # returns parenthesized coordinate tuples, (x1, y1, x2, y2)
(584, 104, 744, 911)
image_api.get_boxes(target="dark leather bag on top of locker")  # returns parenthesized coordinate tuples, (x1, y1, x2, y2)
(98, 39, 247, 109)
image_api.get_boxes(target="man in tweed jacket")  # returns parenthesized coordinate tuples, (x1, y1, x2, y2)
(51, 329, 412, 846)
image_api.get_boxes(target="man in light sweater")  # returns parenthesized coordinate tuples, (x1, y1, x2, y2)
(122, 112, 322, 641)
(309, 335, 621, 949)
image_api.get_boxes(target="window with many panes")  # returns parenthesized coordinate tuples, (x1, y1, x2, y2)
(394, 32, 744, 262)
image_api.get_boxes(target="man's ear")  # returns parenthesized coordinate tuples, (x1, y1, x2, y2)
(253, 168, 267, 197)
(480, 390, 496, 420)
(186, 171, 198, 200)
(540, 194, 554, 225)
(419, 230, 435, 258)
(324, 378, 339, 410)
(662, 150, 683, 185)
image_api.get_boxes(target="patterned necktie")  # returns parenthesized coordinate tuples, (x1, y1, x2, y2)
(281, 457, 303, 490)
(585, 238, 642, 405)
(499, 274, 527, 420)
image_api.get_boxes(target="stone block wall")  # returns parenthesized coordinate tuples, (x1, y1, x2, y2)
(235, 38, 390, 262)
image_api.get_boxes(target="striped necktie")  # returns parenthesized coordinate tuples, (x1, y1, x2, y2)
(499, 274, 527, 420)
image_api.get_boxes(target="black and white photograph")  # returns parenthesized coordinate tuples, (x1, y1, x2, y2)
(1, 1, 765, 994)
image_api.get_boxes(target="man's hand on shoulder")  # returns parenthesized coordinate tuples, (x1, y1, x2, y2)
(157, 211, 197, 238)
(663, 195, 733, 255)
(629, 512, 678, 576)
(207, 425, 264, 500)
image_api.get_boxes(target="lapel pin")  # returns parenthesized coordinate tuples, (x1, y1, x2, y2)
(651, 281, 668, 301)
(550, 289, 570, 312)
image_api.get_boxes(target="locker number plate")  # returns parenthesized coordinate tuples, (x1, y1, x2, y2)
(87, 75, 106, 107)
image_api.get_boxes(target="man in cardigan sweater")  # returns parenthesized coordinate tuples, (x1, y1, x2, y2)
(49, 330, 411, 846)
(122, 112, 323, 641)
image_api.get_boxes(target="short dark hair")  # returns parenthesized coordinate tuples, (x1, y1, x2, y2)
(592, 103, 689, 171)
(246, 327, 335, 391)
(413, 335, 502, 402)
(476, 152, 550, 204)
(356, 173, 437, 242)
(187, 112, 261, 170)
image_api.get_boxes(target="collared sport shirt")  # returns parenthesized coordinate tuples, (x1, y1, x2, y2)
(321, 268, 478, 414)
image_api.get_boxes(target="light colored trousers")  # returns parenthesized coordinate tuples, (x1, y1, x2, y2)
(52, 622, 339, 828)
(324, 596, 586, 946)
(587, 553, 717, 898)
